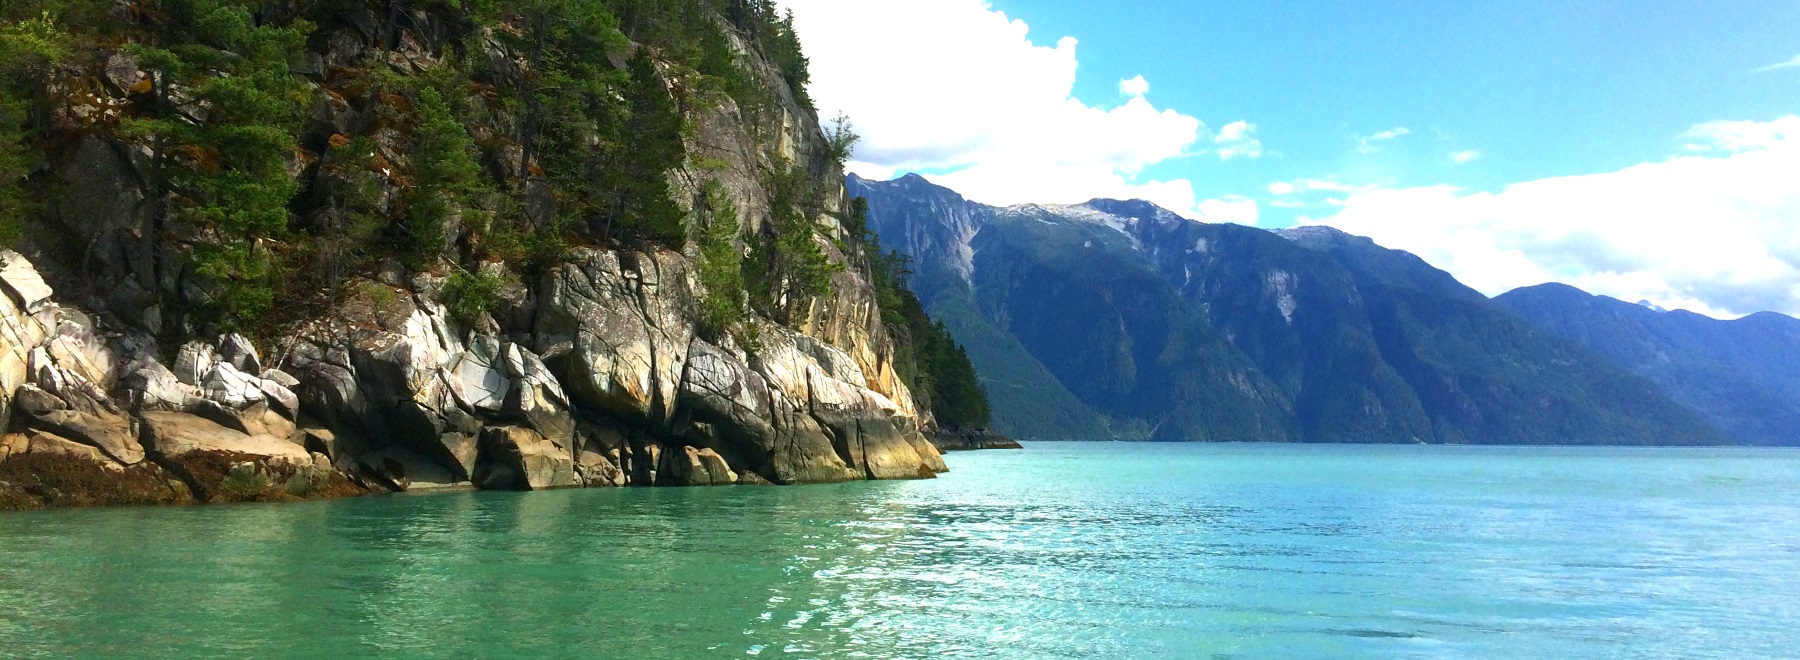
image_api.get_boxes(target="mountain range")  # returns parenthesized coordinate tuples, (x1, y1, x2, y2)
(1496, 285, 1800, 445)
(851, 173, 1796, 446)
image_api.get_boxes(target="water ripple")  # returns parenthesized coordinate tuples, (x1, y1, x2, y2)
(1, 443, 1797, 658)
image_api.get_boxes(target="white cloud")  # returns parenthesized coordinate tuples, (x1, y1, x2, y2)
(1755, 54, 1800, 72)
(1268, 181, 1297, 195)
(1357, 127, 1412, 154)
(1213, 121, 1263, 160)
(1450, 150, 1482, 164)
(1681, 116, 1800, 152)
(779, 0, 1247, 219)
(1119, 75, 1150, 97)
(1307, 116, 1800, 317)
(1196, 196, 1260, 226)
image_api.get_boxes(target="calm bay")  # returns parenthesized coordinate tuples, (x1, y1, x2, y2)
(2, 443, 1796, 658)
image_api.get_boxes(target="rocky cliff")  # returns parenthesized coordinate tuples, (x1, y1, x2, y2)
(0, 1, 947, 510)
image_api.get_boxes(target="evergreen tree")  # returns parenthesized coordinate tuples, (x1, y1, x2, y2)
(406, 86, 490, 267)
(750, 163, 840, 323)
(695, 179, 749, 344)
(599, 50, 686, 248)
(124, 1, 313, 330)
(0, 12, 76, 246)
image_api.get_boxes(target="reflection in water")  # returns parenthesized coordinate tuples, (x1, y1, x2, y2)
(2, 443, 1799, 658)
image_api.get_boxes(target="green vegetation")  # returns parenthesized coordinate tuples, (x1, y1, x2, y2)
(0, 12, 75, 246)
(116, 1, 314, 330)
(0, 0, 848, 346)
(443, 267, 511, 326)
(406, 86, 492, 267)
(749, 163, 842, 324)
(695, 179, 754, 347)
(823, 113, 858, 166)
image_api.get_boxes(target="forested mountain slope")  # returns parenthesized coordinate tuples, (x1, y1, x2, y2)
(1497, 284, 1800, 446)
(853, 173, 1729, 446)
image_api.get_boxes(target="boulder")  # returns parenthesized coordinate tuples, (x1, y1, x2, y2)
(172, 341, 217, 387)
(217, 333, 261, 374)
(259, 368, 301, 389)
(501, 342, 574, 444)
(475, 425, 575, 491)
(0, 432, 24, 461)
(139, 411, 311, 464)
(43, 309, 116, 390)
(446, 333, 509, 414)
(121, 355, 199, 411)
(3, 429, 121, 471)
(200, 362, 267, 408)
(14, 384, 145, 466)
(0, 251, 54, 313)
(679, 339, 776, 441)
(13, 382, 67, 415)
(258, 377, 300, 415)
(574, 445, 625, 487)
(437, 431, 480, 482)
(806, 362, 935, 481)
(657, 445, 737, 486)
(299, 427, 344, 461)
(0, 294, 48, 432)
(192, 400, 298, 442)
(906, 432, 950, 473)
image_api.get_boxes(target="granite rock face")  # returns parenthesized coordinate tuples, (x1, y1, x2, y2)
(0, 241, 945, 508)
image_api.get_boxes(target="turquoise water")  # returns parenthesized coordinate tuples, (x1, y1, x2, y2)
(2, 443, 1798, 658)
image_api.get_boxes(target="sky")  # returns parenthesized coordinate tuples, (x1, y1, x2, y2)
(775, 0, 1800, 318)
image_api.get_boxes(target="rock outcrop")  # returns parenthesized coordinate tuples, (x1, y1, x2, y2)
(0, 240, 946, 508)
(0, 3, 953, 510)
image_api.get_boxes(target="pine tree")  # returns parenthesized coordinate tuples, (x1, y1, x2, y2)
(125, 1, 313, 330)
(0, 13, 75, 245)
(406, 86, 490, 267)
(599, 49, 687, 248)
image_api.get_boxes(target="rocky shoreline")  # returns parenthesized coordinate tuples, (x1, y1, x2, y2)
(931, 426, 1023, 451)
(0, 247, 949, 511)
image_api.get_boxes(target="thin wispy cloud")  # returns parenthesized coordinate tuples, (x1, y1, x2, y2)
(1357, 127, 1412, 154)
(1451, 150, 1482, 164)
(1755, 54, 1800, 72)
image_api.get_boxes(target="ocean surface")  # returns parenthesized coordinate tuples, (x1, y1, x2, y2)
(2, 443, 1798, 658)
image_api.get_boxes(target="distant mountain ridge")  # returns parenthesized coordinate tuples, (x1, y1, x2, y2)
(850, 173, 1736, 445)
(1496, 284, 1800, 446)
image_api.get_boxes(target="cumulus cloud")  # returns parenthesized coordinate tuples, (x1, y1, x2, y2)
(1213, 121, 1263, 160)
(1306, 116, 1800, 317)
(777, 0, 1252, 220)
(1755, 55, 1800, 72)
(1450, 150, 1482, 164)
(1119, 75, 1150, 97)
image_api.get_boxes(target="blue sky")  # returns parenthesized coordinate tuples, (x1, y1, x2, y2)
(983, 0, 1800, 222)
(779, 0, 1800, 317)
